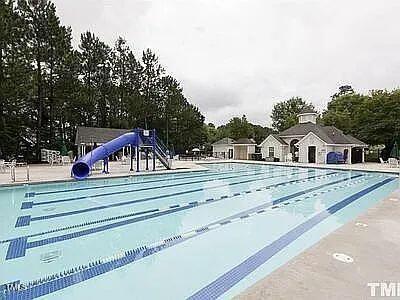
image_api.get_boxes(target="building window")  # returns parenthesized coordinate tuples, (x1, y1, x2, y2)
(268, 147, 274, 158)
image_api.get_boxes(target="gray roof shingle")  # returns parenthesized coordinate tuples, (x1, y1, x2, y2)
(279, 123, 367, 145)
(75, 126, 131, 145)
(232, 138, 256, 145)
(271, 134, 288, 145)
(212, 137, 236, 146)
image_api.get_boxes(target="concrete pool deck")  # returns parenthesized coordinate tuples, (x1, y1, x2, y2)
(0, 160, 206, 186)
(236, 188, 400, 300)
(0, 159, 398, 186)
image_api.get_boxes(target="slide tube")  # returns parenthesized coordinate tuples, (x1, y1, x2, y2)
(72, 131, 140, 180)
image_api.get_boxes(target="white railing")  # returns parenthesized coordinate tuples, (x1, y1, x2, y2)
(9, 163, 30, 182)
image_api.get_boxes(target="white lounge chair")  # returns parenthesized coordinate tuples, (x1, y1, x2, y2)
(388, 158, 399, 168)
(61, 156, 71, 165)
(120, 155, 128, 165)
(379, 157, 388, 164)
(92, 160, 103, 171)
(0, 159, 5, 173)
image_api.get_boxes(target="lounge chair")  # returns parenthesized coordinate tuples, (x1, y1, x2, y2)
(379, 157, 388, 164)
(0, 159, 5, 173)
(388, 158, 399, 168)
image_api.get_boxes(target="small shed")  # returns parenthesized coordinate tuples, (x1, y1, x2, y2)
(212, 137, 235, 159)
(232, 138, 257, 160)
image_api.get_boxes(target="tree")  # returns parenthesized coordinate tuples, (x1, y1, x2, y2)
(0, 0, 33, 159)
(322, 88, 400, 157)
(271, 97, 316, 132)
(251, 124, 273, 144)
(331, 85, 354, 99)
(322, 92, 366, 135)
(225, 115, 253, 140)
(357, 90, 400, 147)
(0, 0, 207, 159)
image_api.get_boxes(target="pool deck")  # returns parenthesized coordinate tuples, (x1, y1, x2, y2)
(0, 159, 398, 186)
(0, 160, 206, 186)
(236, 188, 400, 300)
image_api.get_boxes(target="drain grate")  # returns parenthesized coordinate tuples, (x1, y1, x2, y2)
(332, 252, 354, 263)
(40, 250, 62, 263)
(43, 207, 56, 212)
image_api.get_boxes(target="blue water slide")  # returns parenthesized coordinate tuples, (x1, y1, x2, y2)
(72, 131, 141, 180)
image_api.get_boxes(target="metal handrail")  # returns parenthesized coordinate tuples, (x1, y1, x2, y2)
(9, 163, 30, 182)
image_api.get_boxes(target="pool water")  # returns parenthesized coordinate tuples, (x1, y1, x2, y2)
(0, 163, 398, 299)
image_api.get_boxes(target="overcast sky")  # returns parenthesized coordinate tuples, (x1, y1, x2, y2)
(53, 0, 400, 127)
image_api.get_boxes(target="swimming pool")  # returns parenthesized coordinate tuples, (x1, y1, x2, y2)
(0, 163, 398, 299)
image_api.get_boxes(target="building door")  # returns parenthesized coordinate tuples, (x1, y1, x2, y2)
(308, 146, 316, 163)
(234, 146, 247, 160)
(351, 147, 363, 163)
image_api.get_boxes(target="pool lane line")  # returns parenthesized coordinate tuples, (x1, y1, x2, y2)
(3, 174, 384, 299)
(24, 165, 280, 198)
(188, 176, 396, 300)
(17, 169, 318, 226)
(8, 172, 345, 242)
(6, 172, 345, 259)
(25, 167, 296, 207)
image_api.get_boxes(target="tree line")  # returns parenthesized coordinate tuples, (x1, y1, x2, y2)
(0, 0, 205, 161)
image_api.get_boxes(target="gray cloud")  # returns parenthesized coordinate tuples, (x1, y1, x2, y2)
(53, 0, 400, 126)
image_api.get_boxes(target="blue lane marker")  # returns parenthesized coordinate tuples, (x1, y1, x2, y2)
(6, 237, 28, 260)
(21, 202, 33, 210)
(24, 192, 35, 198)
(31, 168, 297, 207)
(5, 172, 340, 244)
(187, 177, 395, 300)
(32, 167, 278, 197)
(15, 216, 31, 227)
(16, 172, 341, 256)
(27, 170, 315, 222)
(3, 175, 391, 299)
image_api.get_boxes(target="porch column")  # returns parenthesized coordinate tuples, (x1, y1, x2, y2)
(362, 148, 365, 163)
(347, 148, 352, 164)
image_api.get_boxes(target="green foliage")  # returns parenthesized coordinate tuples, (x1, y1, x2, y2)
(322, 92, 367, 135)
(0, 0, 205, 160)
(204, 115, 273, 147)
(322, 88, 400, 151)
(271, 97, 315, 132)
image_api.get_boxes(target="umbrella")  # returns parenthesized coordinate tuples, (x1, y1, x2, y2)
(390, 141, 399, 158)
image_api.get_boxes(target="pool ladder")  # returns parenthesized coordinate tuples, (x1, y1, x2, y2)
(10, 164, 30, 182)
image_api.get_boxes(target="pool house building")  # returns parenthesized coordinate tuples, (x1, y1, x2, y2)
(259, 112, 368, 164)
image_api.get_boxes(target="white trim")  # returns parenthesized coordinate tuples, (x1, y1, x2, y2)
(259, 135, 287, 147)
(295, 132, 327, 146)
(297, 112, 318, 116)
(279, 134, 305, 138)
